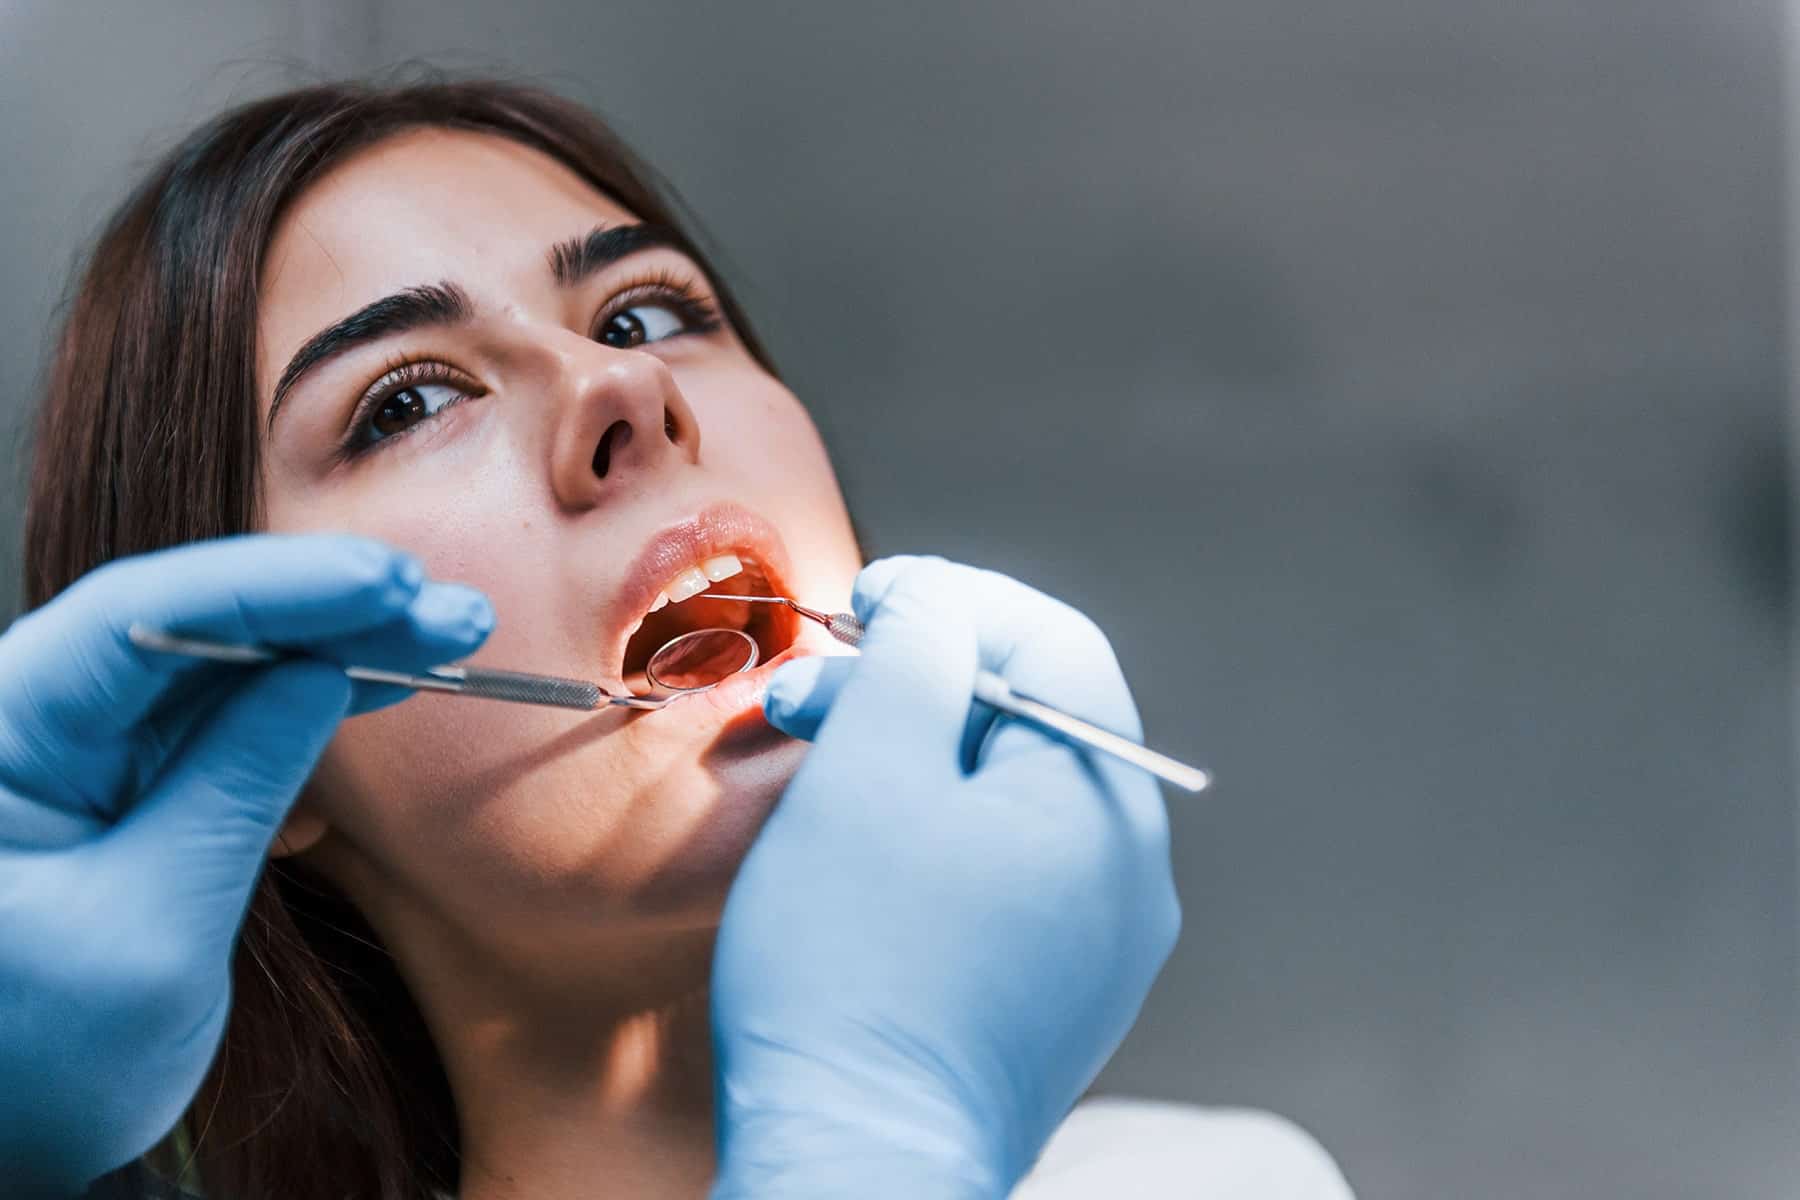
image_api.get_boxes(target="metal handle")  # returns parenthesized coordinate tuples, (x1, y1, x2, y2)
(127, 624, 607, 712)
(817, 611, 1210, 794)
(971, 672, 1211, 793)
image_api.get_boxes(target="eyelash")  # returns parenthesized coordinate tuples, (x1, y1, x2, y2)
(336, 272, 724, 461)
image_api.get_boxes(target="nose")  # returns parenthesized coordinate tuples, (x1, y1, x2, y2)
(548, 345, 702, 510)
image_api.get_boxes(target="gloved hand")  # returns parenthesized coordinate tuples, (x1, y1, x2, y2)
(710, 555, 1181, 1199)
(0, 534, 494, 1196)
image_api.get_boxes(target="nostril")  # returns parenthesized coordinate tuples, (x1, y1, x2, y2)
(663, 406, 677, 441)
(592, 419, 632, 478)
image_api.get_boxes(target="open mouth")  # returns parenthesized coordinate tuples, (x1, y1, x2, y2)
(617, 552, 799, 691)
(596, 502, 807, 694)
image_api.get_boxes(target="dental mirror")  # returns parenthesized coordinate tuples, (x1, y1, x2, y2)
(642, 627, 759, 692)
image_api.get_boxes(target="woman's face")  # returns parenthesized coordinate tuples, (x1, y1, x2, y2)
(254, 128, 860, 966)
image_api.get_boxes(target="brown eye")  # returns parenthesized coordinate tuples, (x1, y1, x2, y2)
(367, 383, 464, 441)
(598, 303, 684, 349)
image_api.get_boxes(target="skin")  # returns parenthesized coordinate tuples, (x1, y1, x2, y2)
(254, 127, 863, 1199)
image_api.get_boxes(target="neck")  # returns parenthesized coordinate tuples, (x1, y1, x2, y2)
(386, 905, 722, 1200)
(447, 928, 720, 1200)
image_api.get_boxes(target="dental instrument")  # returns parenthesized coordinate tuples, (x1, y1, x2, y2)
(126, 623, 755, 712)
(129, 590, 1212, 793)
(705, 594, 1211, 793)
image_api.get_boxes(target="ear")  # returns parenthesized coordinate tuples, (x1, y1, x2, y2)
(270, 796, 330, 859)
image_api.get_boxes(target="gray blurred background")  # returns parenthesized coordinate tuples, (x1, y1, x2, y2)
(2, 2, 1794, 1196)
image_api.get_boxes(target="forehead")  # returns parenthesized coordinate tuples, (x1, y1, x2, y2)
(257, 128, 640, 392)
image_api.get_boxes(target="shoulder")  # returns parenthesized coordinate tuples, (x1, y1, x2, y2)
(1012, 1096, 1355, 1200)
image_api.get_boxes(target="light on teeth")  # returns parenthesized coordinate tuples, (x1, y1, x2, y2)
(701, 554, 743, 582)
(644, 555, 745, 616)
(666, 566, 710, 603)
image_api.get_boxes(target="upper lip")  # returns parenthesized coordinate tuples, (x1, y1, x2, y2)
(598, 500, 798, 682)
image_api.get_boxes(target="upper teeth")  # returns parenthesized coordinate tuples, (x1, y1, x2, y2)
(648, 553, 743, 612)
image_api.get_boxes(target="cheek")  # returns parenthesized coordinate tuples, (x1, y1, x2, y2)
(262, 462, 610, 900)
(308, 690, 603, 897)
(263, 417, 542, 578)
(308, 684, 810, 933)
(684, 366, 825, 474)
(681, 368, 856, 559)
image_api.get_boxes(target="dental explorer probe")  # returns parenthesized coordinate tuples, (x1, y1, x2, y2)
(705, 595, 1212, 793)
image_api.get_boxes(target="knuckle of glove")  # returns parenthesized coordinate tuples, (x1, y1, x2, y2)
(854, 559, 974, 658)
(1014, 603, 1144, 740)
(1047, 602, 1130, 695)
(849, 553, 947, 612)
(1132, 833, 1183, 964)
(74, 555, 129, 596)
(338, 536, 414, 595)
(872, 554, 964, 610)
(182, 772, 292, 844)
(1158, 881, 1184, 962)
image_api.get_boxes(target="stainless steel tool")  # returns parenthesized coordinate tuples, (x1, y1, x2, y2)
(130, 591, 1212, 793)
(126, 623, 754, 712)
(706, 595, 1212, 793)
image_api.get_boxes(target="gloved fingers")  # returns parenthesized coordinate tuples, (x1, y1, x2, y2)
(797, 556, 982, 783)
(306, 582, 496, 715)
(849, 558, 1139, 728)
(305, 579, 493, 670)
(135, 577, 493, 728)
(5, 533, 429, 739)
(771, 554, 1164, 849)
(121, 668, 247, 823)
(105, 658, 352, 942)
(346, 681, 416, 715)
(0, 792, 104, 850)
(853, 556, 1168, 863)
(9, 575, 494, 829)
(104, 533, 428, 644)
(146, 584, 495, 722)
(761, 639, 989, 766)
(762, 654, 855, 742)
(982, 732, 1175, 877)
(973, 623, 1140, 783)
(972, 640, 1174, 881)
(0, 659, 241, 847)
(849, 556, 1143, 772)
(974, 629, 1170, 871)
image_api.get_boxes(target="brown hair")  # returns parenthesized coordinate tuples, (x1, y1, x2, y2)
(25, 78, 778, 1200)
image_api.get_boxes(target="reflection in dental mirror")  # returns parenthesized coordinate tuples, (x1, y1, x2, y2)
(644, 627, 759, 692)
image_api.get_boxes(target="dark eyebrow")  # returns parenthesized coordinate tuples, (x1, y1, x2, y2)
(267, 282, 473, 433)
(267, 224, 685, 435)
(548, 222, 683, 286)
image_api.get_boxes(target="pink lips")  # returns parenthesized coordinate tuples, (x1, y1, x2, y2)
(596, 501, 800, 684)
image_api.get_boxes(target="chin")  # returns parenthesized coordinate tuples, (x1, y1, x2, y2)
(590, 708, 812, 922)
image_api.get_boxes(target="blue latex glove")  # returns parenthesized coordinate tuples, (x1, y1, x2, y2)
(0, 534, 494, 1196)
(710, 555, 1181, 1199)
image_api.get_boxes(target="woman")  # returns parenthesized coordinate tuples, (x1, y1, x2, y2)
(1, 79, 1350, 1198)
